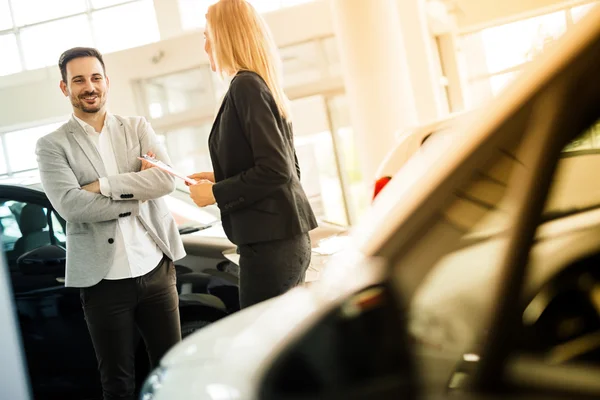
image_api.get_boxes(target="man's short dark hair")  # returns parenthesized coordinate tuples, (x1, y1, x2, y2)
(58, 47, 106, 83)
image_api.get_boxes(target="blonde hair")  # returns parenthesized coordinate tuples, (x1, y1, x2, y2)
(206, 0, 291, 120)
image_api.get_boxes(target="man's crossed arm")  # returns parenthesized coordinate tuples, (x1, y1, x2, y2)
(35, 120, 176, 223)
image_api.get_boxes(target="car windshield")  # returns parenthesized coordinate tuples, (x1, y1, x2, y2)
(165, 188, 221, 233)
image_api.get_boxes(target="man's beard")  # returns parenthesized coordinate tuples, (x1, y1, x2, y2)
(72, 92, 106, 113)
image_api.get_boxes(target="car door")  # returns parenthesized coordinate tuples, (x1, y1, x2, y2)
(0, 186, 100, 399)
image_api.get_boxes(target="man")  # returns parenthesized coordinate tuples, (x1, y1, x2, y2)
(35, 47, 185, 400)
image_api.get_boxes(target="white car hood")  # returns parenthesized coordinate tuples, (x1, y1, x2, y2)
(155, 248, 386, 400)
(155, 288, 324, 400)
(161, 289, 316, 367)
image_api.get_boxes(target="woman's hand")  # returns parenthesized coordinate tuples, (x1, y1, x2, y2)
(189, 180, 216, 207)
(186, 172, 215, 186)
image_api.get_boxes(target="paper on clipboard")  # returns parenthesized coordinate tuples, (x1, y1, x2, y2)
(138, 155, 197, 185)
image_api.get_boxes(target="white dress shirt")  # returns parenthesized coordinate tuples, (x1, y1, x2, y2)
(74, 114, 163, 280)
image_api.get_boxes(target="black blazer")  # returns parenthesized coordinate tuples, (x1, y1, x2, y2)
(209, 71, 318, 245)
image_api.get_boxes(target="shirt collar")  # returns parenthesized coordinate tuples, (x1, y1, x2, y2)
(73, 112, 110, 135)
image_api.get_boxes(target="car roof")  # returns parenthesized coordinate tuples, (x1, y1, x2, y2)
(0, 182, 44, 194)
(0, 174, 43, 189)
(376, 113, 468, 179)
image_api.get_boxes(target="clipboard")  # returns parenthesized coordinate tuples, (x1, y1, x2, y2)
(138, 154, 198, 185)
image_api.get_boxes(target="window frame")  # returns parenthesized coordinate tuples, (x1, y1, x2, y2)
(0, 0, 155, 76)
(460, 1, 600, 102)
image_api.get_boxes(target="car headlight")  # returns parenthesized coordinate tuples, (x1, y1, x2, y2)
(140, 366, 167, 400)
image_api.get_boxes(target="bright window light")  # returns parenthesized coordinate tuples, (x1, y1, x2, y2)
(460, 3, 594, 103)
(489, 71, 519, 96)
(249, 0, 281, 13)
(571, 2, 598, 23)
(11, 0, 86, 27)
(90, 0, 131, 8)
(1, 0, 160, 76)
(20, 15, 94, 70)
(178, 0, 211, 31)
(0, 0, 12, 30)
(178, 0, 314, 30)
(480, 11, 567, 75)
(92, 0, 160, 54)
(4, 121, 66, 174)
(149, 103, 164, 119)
(0, 34, 22, 77)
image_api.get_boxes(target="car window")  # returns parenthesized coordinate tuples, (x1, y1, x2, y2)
(562, 120, 600, 152)
(0, 200, 64, 265)
(164, 189, 220, 229)
(0, 200, 26, 254)
(407, 118, 600, 360)
(51, 211, 66, 243)
(544, 120, 600, 220)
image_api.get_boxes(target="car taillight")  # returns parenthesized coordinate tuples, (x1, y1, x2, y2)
(373, 176, 392, 200)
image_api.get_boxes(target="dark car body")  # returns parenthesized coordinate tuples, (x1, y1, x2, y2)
(0, 182, 239, 400)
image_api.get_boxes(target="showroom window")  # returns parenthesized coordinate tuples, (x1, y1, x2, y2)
(0, 121, 66, 179)
(178, 0, 314, 31)
(459, 1, 599, 105)
(160, 124, 214, 192)
(133, 35, 354, 225)
(133, 36, 342, 119)
(0, 0, 159, 76)
(135, 65, 217, 120)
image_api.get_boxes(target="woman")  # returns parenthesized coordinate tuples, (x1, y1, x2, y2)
(187, 0, 318, 309)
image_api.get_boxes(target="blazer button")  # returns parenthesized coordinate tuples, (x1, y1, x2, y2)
(108, 238, 114, 244)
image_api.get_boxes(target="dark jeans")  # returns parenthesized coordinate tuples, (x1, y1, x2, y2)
(237, 233, 311, 309)
(80, 256, 181, 400)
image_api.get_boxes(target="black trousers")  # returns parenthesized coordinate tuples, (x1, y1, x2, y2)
(237, 233, 311, 309)
(80, 256, 181, 400)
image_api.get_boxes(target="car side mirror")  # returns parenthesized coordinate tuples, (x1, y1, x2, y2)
(17, 244, 66, 277)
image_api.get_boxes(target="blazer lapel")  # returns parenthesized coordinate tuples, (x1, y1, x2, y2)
(107, 115, 129, 174)
(68, 117, 106, 177)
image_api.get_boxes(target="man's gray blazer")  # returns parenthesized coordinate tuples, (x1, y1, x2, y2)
(35, 114, 186, 288)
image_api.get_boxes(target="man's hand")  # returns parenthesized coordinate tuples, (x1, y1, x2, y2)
(189, 180, 216, 207)
(140, 151, 156, 171)
(82, 181, 101, 194)
(186, 172, 215, 186)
